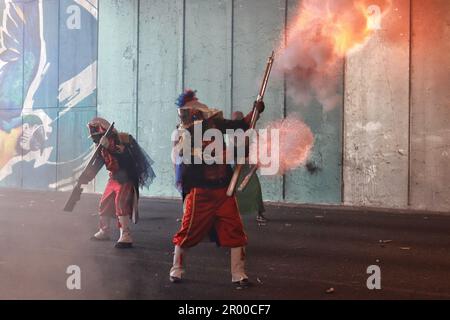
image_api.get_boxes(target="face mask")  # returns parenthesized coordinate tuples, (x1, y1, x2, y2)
(91, 134, 102, 144)
(178, 108, 203, 127)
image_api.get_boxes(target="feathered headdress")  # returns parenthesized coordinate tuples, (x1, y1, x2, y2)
(175, 89, 198, 108)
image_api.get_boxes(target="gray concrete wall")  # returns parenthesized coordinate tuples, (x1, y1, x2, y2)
(97, 0, 139, 189)
(95, 0, 450, 211)
(137, 0, 184, 198)
(344, 0, 450, 212)
(410, 0, 450, 212)
(343, 0, 410, 208)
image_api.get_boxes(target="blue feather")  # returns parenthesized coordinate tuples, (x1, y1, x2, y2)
(175, 89, 197, 108)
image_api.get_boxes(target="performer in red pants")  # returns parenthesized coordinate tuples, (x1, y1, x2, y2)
(170, 90, 265, 286)
(85, 117, 155, 248)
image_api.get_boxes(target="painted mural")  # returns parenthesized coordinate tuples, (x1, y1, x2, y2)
(0, 0, 97, 190)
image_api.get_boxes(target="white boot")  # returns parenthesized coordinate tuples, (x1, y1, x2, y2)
(92, 215, 111, 241)
(115, 216, 133, 249)
(231, 247, 249, 286)
(169, 245, 185, 283)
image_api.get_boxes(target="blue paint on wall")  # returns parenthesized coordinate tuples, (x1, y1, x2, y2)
(0, 0, 98, 190)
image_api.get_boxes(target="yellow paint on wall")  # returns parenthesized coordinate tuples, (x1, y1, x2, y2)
(0, 128, 22, 169)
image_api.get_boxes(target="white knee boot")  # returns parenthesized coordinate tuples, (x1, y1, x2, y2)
(92, 215, 111, 241)
(231, 247, 249, 285)
(115, 216, 133, 248)
(170, 245, 185, 283)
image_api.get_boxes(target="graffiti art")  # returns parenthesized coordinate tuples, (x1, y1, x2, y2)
(0, 0, 97, 190)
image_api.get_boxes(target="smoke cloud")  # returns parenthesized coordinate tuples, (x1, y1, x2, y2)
(275, 0, 391, 111)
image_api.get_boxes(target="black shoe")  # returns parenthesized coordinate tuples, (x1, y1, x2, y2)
(170, 276, 182, 283)
(115, 242, 133, 249)
(233, 278, 251, 288)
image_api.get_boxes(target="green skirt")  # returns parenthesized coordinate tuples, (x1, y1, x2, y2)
(235, 165, 265, 215)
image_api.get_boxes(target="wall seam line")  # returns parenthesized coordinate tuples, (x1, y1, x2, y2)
(93, 0, 100, 192)
(341, 56, 346, 204)
(230, 0, 234, 115)
(182, 0, 186, 90)
(282, 0, 288, 202)
(407, 0, 413, 207)
(55, 0, 61, 191)
(136, 0, 141, 140)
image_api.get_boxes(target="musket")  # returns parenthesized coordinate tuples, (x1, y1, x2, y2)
(226, 51, 275, 197)
(63, 122, 115, 212)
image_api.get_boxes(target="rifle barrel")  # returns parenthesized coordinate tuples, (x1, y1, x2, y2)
(227, 52, 274, 197)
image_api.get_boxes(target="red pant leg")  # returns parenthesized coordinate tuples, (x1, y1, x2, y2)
(173, 188, 217, 248)
(99, 179, 134, 218)
(214, 188, 248, 248)
(114, 180, 134, 217)
(99, 179, 116, 217)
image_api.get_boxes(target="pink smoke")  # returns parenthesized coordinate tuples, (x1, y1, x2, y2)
(256, 116, 314, 175)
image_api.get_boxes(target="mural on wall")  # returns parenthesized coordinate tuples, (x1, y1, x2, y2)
(0, 0, 97, 189)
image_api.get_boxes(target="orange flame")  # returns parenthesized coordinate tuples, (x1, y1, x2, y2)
(284, 0, 391, 57)
(276, 0, 392, 110)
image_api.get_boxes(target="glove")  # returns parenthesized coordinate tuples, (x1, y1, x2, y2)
(243, 101, 265, 126)
(254, 100, 265, 113)
(99, 135, 110, 149)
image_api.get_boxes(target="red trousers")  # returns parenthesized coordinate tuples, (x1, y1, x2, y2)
(173, 187, 248, 248)
(99, 178, 135, 217)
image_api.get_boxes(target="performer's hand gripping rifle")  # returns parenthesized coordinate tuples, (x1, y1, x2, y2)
(226, 51, 275, 197)
(63, 122, 115, 212)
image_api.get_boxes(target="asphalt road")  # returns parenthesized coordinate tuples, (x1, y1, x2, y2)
(0, 188, 449, 300)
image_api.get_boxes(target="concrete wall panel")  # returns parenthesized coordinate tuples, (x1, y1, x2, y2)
(137, 0, 184, 197)
(285, 0, 343, 204)
(410, 0, 450, 211)
(185, 0, 233, 116)
(233, 0, 286, 202)
(96, 0, 139, 191)
(343, 0, 410, 208)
